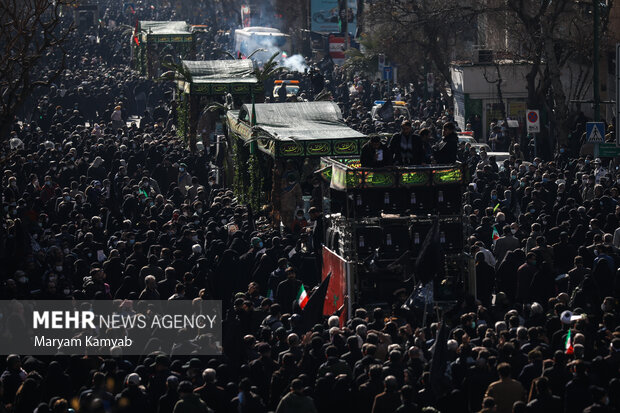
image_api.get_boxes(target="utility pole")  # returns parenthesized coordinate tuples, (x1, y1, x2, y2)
(593, 0, 600, 121)
(339, 0, 348, 50)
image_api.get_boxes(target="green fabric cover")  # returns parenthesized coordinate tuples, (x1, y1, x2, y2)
(242, 102, 366, 141)
(139, 21, 191, 35)
(182, 60, 258, 84)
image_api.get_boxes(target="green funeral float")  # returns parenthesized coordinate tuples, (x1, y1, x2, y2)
(224, 101, 367, 217)
(133, 21, 196, 78)
(174, 59, 263, 152)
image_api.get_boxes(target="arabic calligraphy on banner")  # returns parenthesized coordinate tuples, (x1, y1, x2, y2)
(432, 168, 463, 184)
(333, 140, 358, 155)
(306, 142, 331, 156)
(400, 171, 430, 187)
(279, 142, 304, 157)
(363, 171, 394, 187)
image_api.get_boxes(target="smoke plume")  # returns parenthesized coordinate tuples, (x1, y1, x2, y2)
(281, 54, 308, 72)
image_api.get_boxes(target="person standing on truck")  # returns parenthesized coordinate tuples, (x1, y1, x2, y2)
(361, 135, 392, 168)
(434, 122, 458, 164)
(418, 128, 434, 164)
(389, 120, 423, 165)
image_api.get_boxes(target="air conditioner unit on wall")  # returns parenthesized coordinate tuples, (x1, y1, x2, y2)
(474, 49, 494, 64)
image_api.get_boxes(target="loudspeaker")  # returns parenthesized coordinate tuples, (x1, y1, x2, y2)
(351, 190, 381, 217)
(355, 225, 383, 257)
(409, 220, 464, 256)
(400, 187, 436, 214)
(379, 222, 411, 259)
(437, 221, 464, 253)
(377, 189, 400, 214)
(409, 221, 434, 256)
(435, 185, 462, 215)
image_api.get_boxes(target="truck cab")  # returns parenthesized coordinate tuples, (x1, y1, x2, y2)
(273, 80, 300, 99)
(371, 100, 411, 121)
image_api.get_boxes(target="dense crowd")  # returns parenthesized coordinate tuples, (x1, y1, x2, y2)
(1, 2, 620, 413)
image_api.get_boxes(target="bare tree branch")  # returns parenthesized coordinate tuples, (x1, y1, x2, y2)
(0, 0, 75, 139)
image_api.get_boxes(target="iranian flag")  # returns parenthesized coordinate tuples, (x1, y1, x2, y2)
(296, 284, 309, 309)
(565, 329, 574, 355)
(133, 19, 140, 46)
(492, 226, 500, 242)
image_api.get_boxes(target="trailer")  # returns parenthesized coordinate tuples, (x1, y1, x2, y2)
(133, 21, 196, 78)
(175, 59, 263, 156)
(317, 157, 475, 314)
(224, 101, 366, 218)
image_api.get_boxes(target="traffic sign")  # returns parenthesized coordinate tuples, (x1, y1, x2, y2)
(383, 66, 393, 81)
(586, 122, 605, 143)
(598, 143, 620, 157)
(526, 109, 540, 133)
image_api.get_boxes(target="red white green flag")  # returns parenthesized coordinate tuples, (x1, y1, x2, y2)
(133, 19, 140, 46)
(296, 284, 309, 309)
(492, 226, 500, 242)
(565, 329, 574, 355)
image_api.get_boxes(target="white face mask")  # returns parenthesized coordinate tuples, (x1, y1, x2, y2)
(511, 228, 517, 235)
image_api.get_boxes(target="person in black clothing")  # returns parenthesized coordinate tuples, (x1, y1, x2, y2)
(308, 206, 324, 254)
(153, 101, 168, 123)
(389, 120, 421, 165)
(115, 373, 148, 413)
(275, 267, 303, 314)
(361, 135, 392, 168)
(564, 360, 592, 413)
(278, 83, 288, 102)
(395, 384, 420, 413)
(418, 128, 433, 165)
(475, 251, 495, 308)
(157, 376, 180, 413)
(435, 122, 458, 164)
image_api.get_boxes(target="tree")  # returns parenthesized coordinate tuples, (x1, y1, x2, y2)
(364, 0, 491, 90)
(362, 0, 614, 150)
(250, 51, 285, 83)
(0, 0, 74, 139)
(503, 0, 614, 147)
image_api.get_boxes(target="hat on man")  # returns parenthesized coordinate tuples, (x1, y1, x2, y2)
(560, 310, 582, 325)
(182, 358, 202, 370)
(126, 373, 141, 386)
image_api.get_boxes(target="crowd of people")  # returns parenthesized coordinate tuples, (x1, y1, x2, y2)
(1, 1, 620, 413)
